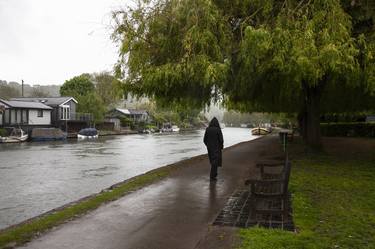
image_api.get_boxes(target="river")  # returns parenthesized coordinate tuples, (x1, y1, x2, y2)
(0, 127, 256, 229)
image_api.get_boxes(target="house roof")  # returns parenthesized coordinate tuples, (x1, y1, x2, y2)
(108, 108, 148, 116)
(128, 109, 148, 115)
(10, 97, 78, 106)
(114, 108, 131, 115)
(0, 99, 53, 110)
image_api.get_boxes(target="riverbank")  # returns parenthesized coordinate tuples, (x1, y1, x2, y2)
(0, 135, 275, 249)
(0, 154, 208, 248)
(66, 129, 138, 138)
(238, 137, 375, 248)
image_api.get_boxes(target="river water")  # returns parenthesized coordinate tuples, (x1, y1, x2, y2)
(0, 128, 256, 229)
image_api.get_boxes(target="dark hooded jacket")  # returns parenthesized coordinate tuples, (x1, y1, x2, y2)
(204, 117, 224, 167)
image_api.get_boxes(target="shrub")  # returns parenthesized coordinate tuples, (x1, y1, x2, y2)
(0, 128, 6, 137)
(120, 117, 133, 127)
(320, 122, 375, 137)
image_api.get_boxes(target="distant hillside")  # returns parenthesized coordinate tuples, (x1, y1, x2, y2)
(0, 80, 61, 99)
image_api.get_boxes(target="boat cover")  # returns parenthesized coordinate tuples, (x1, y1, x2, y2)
(78, 128, 98, 136)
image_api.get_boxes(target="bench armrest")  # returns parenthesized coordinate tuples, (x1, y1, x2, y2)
(245, 179, 285, 185)
(256, 162, 285, 168)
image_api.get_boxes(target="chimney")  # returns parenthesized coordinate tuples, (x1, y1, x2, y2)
(21, 79, 24, 97)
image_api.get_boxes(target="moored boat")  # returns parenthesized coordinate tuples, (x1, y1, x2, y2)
(251, 127, 271, 136)
(77, 128, 98, 139)
(31, 128, 67, 141)
(171, 125, 180, 132)
(161, 123, 180, 133)
(0, 127, 28, 143)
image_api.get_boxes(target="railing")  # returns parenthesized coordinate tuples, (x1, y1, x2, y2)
(69, 112, 93, 122)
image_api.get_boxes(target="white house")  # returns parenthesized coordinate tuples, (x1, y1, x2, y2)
(0, 99, 52, 128)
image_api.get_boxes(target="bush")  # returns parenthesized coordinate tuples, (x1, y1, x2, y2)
(320, 122, 375, 137)
(0, 128, 6, 137)
(120, 117, 133, 127)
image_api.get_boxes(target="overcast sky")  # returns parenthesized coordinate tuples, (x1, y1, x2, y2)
(0, 0, 131, 86)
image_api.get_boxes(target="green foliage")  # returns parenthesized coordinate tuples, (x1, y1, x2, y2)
(0, 84, 20, 100)
(321, 113, 368, 122)
(112, 0, 375, 147)
(76, 93, 105, 123)
(112, 0, 231, 107)
(0, 128, 7, 137)
(112, 0, 374, 111)
(229, 0, 364, 112)
(29, 87, 49, 98)
(239, 141, 375, 248)
(223, 111, 280, 126)
(136, 101, 205, 128)
(60, 74, 120, 123)
(93, 72, 122, 108)
(60, 74, 95, 97)
(320, 122, 375, 137)
(120, 116, 133, 127)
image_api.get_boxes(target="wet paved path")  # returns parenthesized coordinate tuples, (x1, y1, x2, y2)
(19, 136, 278, 249)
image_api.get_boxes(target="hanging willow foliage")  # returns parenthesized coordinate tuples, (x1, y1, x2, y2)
(112, 0, 375, 146)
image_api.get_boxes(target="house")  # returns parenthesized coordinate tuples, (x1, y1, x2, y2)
(0, 98, 52, 131)
(106, 108, 150, 123)
(11, 97, 92, 131)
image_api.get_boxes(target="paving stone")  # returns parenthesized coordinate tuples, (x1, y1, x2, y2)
(213, 189, 295, 231)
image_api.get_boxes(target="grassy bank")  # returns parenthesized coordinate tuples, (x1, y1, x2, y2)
(238, 138, 375, 249)
(0, 159, 193, 248)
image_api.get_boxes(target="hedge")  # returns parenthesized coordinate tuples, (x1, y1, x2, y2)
(0, 128, 7, 137)
(320, 122, 375, 137)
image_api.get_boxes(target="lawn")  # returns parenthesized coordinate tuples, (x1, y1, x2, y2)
(238, 137, 375, 249)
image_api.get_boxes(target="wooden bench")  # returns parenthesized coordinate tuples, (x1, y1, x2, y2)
(247, 157, 292, 229)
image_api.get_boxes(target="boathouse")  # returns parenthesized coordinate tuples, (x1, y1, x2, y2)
(0, 98, 52, 131)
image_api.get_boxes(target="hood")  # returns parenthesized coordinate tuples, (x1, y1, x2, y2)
(209, 117, 220, 128)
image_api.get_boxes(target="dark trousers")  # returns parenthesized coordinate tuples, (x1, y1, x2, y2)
(210, 164, 218, 179)
(208, 149, 222, 179)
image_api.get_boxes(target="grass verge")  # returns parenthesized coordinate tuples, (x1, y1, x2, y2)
(238, 138, 375, 249)
(0, 160, 189, 249)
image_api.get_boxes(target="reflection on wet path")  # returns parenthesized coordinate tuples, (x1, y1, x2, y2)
(0, 128, 255, 229)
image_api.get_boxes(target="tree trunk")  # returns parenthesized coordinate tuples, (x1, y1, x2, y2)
(305, 86, 322, 149)
(297, 110, 307, 141)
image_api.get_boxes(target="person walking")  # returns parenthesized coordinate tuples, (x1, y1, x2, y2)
(203, 117, 224, 181)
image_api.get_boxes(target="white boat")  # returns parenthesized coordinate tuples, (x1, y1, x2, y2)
(161, 123, 180, 132)
(171, 125, 180, 132)
(0, 127, 28, 143)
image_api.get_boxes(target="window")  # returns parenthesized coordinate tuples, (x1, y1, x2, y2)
(60, 105, 70, 120)
(22, 110, 28, 124)
(16, 109, 21, 123)
(37, 110, 43, 117)
(10, 110, 16, 124)
(4, 109, 10, 124)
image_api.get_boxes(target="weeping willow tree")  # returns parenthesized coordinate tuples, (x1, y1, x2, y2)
(112, 0, 375, 148)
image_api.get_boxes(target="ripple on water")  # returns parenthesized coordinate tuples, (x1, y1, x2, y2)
(81, 166, 119, 178)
